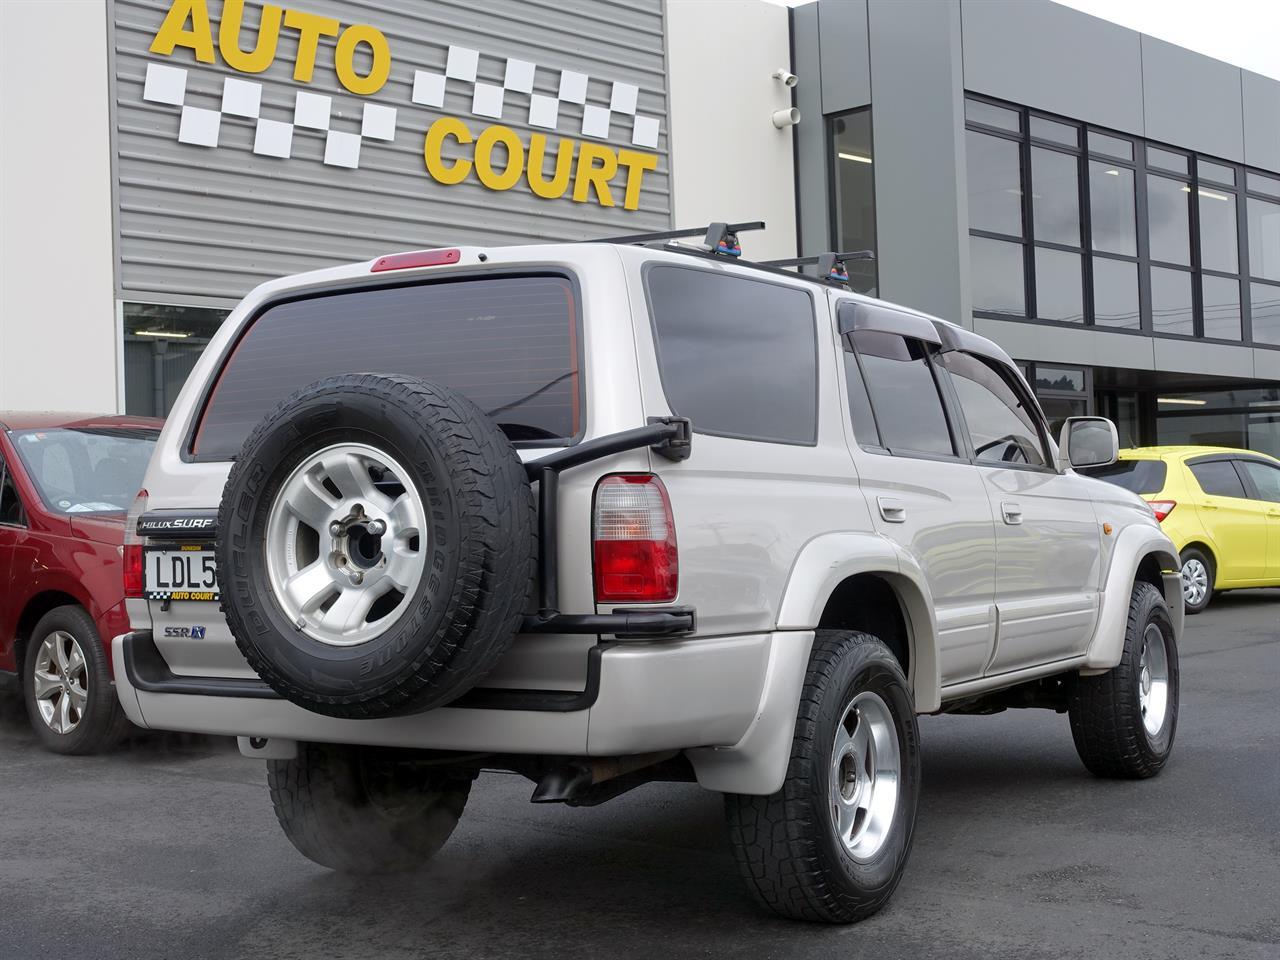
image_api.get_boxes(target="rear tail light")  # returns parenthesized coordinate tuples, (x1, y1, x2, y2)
(1147, 499, 1176, 522)
(123, 489, 148, 598)
(370, 248, 461, 272)
(592, 474, 678, 603)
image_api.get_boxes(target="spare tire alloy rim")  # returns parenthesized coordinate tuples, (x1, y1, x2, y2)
(1138, 622, 1171, 738)
(830, 689, 901, 861)
(266, 442, 426, 647)
(32, 631, 88, 735)
(1181, 558, 1208, 606)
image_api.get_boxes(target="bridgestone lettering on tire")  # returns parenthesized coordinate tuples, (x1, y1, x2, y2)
(725, 630, 922, 923)
(217, 373, 536, 719)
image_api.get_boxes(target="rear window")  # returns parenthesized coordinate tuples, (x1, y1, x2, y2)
(645, 265, 817, 444)
(1085, 460, 1167, 496)
(1084, 458, 1167, 494)
(192, 274, 580, 459)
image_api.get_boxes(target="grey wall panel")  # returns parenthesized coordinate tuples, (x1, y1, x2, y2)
(867, 0, 969, 324)
(111, 0, 671, 301)
(960, 0, 1143, 136)
(1242, 71, 1280, 174)
(792, 1, 829, 256)
(816, 0, 869, 115)
(1141, 35, 1244, 161)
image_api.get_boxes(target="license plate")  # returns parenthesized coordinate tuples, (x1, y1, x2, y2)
(144, 545, 220, 601)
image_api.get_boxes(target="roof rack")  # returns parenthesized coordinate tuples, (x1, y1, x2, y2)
(762, 250, 875, 285)
(586, 221, 766, 258)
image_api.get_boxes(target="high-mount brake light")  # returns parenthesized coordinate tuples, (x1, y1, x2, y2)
(123, 489, 148, 597)
(592, 474, 678, 603)
(1147, 499, 1176, 522)
(370, 248, 461, 272)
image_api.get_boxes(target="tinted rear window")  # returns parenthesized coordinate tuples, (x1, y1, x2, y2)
(193, 275, 580, 459)
(645, 265, 817, 444)
(1189, 460, 1247, 498)
(1084, 458, 1167, 494)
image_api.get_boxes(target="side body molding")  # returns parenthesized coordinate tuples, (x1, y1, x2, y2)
(1085, 526, 1182, 669)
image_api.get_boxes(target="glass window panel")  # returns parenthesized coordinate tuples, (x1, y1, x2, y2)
(1188, 460, 1247, 499)
(1239, 460, 1280, 503)
(1030, 116, 1078, 147)
(1034, 247, 1083, 322)
(1146, 175, 1191, 265)
(1030, 147, 1080, 246)
(851, 331, 955, 457)
(123, 303, 230, 417)
(967, 130, 1023, 236)
(842, 350, 881, 447)
(1198, 188, 1238, 274)
(1251, 281, 1280, 345)
(1092, 257, 1140, 328)
(1247, 170, 1280, 198)
(941, 352, 1047, 467)
(1198, 159, 1236, 185)
(831, 110, 878, 295)
(1201, 275, 1242, 340)
(1089, 161, 1136, 256)
(1085, 458, 1167, 494)
(1150, 267, 1194, 336)
(1088, 131, 1133, 161)
(1247, 197, 1280, 282)
(965, 99, 1020, 132)
(1147, 146, 1188, 174)
(970, 236, 1025, 316)
(1034, 365, 1086, 392)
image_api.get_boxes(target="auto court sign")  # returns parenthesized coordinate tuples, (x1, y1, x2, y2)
(142, 0, 661, 210)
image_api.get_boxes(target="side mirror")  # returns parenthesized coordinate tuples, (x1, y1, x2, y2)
(1058, 416, 1119, 470)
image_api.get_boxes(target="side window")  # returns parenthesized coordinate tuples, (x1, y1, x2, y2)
(940, 351, 1049, 467)
(647, 266, 818, 444)
(841, 347, 881, 448)
(848, 330, 955, 457)
(1239, 460, 1280, 503)
(1188, 460, 1247, 499)
(1, 459, 26, 527)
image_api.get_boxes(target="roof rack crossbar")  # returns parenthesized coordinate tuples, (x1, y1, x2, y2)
(761, 250, 876, 268)
(585, 220, 766, 247)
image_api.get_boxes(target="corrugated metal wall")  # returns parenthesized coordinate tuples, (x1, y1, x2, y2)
(110, 0, 672, 302)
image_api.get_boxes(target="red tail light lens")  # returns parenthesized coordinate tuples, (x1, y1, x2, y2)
(123, 489, 148, 598)
(370, 248, 461, 272)
(1147, 499, 1176, 522)
(592, 474, 678, 603)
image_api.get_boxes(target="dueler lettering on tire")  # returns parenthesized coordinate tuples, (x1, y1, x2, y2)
(216, 373, 536, 719)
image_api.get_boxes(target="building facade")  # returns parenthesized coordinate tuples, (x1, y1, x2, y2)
(792, 0, 1280, 457)
(0, 0, 795, 415)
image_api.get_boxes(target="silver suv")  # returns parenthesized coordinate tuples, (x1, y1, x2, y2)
(116, 223, 1183, 923)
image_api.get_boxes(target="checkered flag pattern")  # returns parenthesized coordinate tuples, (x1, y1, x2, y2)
(411, 45, 660, 149)
(142, 63, 398, 169)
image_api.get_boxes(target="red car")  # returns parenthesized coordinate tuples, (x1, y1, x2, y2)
(0, 412, 162, 753)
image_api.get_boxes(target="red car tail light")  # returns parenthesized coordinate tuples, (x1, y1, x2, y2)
(1147, 499, 1176, 522)
(370, 248, 461, 272)
(123, 489, 148, 598)
(592, 474, 678, 603)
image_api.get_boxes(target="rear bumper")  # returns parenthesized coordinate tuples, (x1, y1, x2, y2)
(113, 629, 792, 758)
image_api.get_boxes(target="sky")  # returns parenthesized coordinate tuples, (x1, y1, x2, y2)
(758, 0, 1280, 82)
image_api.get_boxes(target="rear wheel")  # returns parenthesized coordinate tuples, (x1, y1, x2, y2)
(1179, 547, 1213, 615)
(1068, 580, 1179, 778)
(267, 742, 471, 874)
(22, 606, 131, 755)
(724, 630, 921, 923)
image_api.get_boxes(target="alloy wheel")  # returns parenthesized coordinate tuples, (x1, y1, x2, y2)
(829, 690, 901, 861)
(31, 631, 89, 735)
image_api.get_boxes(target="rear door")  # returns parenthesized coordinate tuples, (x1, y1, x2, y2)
(838, 304, 997, 686)
(1235, 458, 1280, 580)
(1185, 457, 1268, 582)
(937, 350, 1102, 675)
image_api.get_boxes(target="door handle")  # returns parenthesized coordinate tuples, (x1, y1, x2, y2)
(1001, 501, 1023, 525)
(877, 497, 907, 523)
(1202, 503, 1219, 511)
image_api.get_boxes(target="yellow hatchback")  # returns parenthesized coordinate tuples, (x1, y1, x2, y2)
(1086, 446, 1280, 614)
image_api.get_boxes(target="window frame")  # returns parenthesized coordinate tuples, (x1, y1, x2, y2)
(183, 268, 588, 463)
(936, 350, 1056, 474)
(643, 261, 821, 447)
(0, 452, 30, 529)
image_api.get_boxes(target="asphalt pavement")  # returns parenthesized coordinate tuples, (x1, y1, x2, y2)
(1, 592, 1276, 960)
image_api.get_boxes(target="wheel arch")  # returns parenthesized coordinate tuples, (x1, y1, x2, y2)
(1085, 527, 1182, 669)
(13, 591, 85, 673)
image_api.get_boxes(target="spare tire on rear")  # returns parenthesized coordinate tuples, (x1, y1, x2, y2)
(217, 373, 536, 719)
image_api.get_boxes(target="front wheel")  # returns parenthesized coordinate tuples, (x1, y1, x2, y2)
(1068, 580, 1179, 778)
(267, 742, 471, 874)
(725, 630, 921, 923)
(23, 606, 131, 755)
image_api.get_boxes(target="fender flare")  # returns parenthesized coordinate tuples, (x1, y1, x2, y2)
(1084, 526, 1182, 669)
